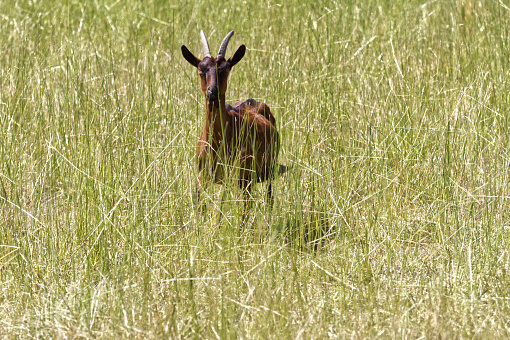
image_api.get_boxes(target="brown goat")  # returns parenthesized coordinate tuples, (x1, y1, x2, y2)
(181, 30, 280, 217)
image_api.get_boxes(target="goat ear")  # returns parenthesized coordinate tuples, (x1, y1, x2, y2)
(228, 45, 246, 67)
(181, 45, 200, 68)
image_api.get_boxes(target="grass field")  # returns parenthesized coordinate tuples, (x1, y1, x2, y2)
(1, 0, 510, 338)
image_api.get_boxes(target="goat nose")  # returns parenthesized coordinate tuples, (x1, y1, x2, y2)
(206, 85, 219, 101)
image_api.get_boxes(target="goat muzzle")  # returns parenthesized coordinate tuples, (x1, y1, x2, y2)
(206, 85, 219, 103)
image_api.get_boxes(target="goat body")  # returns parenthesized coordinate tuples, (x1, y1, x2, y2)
(198, 99, 279, 186)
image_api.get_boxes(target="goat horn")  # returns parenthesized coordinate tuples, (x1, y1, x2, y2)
(200, 30, 211, 58)
(217, 30, 234, 58)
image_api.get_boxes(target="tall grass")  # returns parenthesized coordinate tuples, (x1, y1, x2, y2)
(1, 0, 510, 338)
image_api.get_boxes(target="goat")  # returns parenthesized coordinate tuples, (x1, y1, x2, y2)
(181, 30, 280, 219)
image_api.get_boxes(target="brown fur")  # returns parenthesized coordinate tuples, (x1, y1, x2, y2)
(181, 42, 280, 204)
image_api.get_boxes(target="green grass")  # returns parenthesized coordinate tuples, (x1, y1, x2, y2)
(1, 0, 510, 338)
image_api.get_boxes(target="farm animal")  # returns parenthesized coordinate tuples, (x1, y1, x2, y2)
(181, 30, 280, 218)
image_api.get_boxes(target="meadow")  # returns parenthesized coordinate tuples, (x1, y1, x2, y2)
(1, 0, 510, 338)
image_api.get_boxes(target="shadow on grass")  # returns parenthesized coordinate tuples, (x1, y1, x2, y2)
(283, 209, 333, 253)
